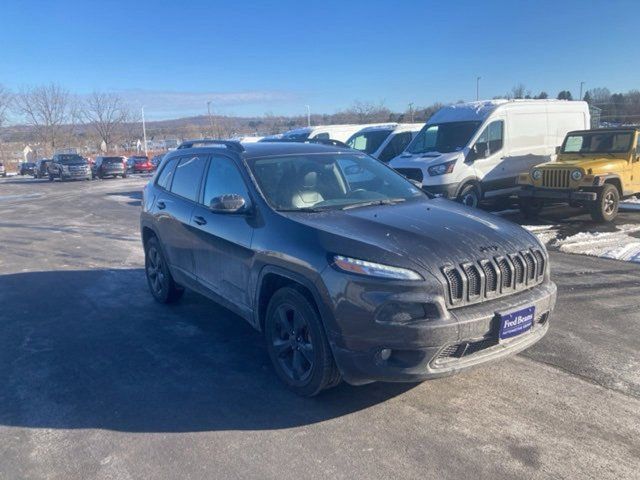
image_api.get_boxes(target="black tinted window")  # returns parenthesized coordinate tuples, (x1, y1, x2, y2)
(202, 156, 249, 206)
(156, 158, 179, 190)
(170, 156, 206, 201)
(379, 131, 413, 162)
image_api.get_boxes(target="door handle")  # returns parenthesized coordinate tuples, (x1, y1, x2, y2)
(193, 216, 207, 226)
(157, 201, 166, 210)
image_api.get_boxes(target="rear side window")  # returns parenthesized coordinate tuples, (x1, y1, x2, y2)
(202, 156, 249, 206)
(379, 131, 413, 163)
(170, 156, 207, 201)
(156, 158, 179, 190)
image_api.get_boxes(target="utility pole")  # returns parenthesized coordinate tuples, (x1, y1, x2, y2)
(305, 105, 311, 127)
(408, 102, 414, 122)
(206, 101, 215, 138)
(141, 107, 148, 156)
(476, 76, 481, 101)
(579, 81, 586, 101)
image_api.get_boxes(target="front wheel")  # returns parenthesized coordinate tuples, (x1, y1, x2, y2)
(265, 287, 340, 396)
(145, 236, 184, 303)
(457, 184, 481, 208)
(590, 184, 619, 222)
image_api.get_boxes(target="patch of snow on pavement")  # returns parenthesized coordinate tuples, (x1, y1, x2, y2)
(523, 225, 559, 245)
(554, 224, 640, 264)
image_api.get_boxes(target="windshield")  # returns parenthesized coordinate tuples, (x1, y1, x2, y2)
(281, 130, 311, 141)
(407, 121, 482, 154)
(57, 155, 85, 164)
(248, 153, 424, 212)
(346, 129, 393, 154)
(103, 157, 123, 164)
(562, 131, 634, 154)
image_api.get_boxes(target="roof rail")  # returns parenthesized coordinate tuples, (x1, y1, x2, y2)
(177, 139, 245, 153)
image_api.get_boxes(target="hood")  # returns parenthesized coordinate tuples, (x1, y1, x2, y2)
(389, 151, 465, 169)
(538, 155, 629, 172)
(283, 198, 542, 274)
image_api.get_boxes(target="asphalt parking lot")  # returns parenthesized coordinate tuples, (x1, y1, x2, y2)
(0, 175, 639, 479)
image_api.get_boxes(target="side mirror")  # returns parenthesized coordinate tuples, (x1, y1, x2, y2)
(209, 194, 247, 213)
(555, 146, 561, 155)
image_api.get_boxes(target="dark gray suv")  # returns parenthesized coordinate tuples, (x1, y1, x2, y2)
(140, 140, 556, 396)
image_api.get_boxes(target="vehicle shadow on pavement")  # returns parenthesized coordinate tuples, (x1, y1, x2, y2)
(0, 268, 416, 433)
(105, 190, 143, 207)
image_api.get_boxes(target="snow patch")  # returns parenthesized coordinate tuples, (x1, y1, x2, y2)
(523, 225, 559, 245)
(554, 224, 640, 264)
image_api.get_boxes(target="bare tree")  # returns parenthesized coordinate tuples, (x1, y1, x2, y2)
(0, 84, 12, 129)
(82, 92, 131, 152)
(510, 84, 527, 99)
(14, 83, 70, 154)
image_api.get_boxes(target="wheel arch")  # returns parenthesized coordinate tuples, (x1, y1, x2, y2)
(255, 266, 326, 334)
(454, 176, 482, 199)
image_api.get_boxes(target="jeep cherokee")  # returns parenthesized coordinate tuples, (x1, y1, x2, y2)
(140, 140, 556, 396)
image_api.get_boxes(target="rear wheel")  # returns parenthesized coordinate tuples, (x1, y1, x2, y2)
(590, 184, 619, 222)
(48, 173, 54, 181)
(265, 287, 340, 396)
(145, 236, 184, 303)
(457, 183, 481, 208)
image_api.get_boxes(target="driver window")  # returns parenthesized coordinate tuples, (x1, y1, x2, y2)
(475, 120, 504, 156)
(202, 156, 249, 207)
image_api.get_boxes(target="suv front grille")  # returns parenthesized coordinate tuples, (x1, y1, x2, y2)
(542, 169, 571, 188)
(441, 249, 546, 306)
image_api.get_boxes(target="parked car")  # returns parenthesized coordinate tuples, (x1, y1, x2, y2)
(33, 159, 51, 179)
(518, 127, 640, 222)
(92, 156, 127, 179)
(346, 123, 423, 162)
(151, 154, 166, 168)
(140, 139, 556, 396)
(0, 162, 6, 177)
(48, 153, 91, 181)
(19, 162, 36, 176)
(266, 124, 388, 143)
(128, 155, 154, 173)
(389, 100, 590, 207)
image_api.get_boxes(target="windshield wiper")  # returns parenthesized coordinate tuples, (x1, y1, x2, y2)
(341, 198, 406, 210)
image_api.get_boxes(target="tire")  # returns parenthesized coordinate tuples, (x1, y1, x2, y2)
(48, 173, 54, 182)
(265, 286, 340, 396)
(520, 199, 544, 219)
(144, 236, 184, 303)
(590, 183, 619, 222)
(457, 183, 481, 208)
(122, 173, 128, 178)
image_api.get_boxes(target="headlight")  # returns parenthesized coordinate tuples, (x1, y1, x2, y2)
(571, 169, 583, 181)
(333, 255, 423, 281)
(531, 169, 542, 180)
(428, 160, 456, 176)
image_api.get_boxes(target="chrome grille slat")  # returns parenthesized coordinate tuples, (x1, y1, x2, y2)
(542, 169, 571, 188)
(442, 249, 546, 307)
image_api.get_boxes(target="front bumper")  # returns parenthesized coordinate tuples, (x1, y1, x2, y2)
(518, 186, 597, 202)
(321, 273, 557, 385)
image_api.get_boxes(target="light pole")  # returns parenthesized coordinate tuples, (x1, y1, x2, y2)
(579, 81, 586, 101)
(408, 102, 414, 122)
(206, 101, 215, 138)
(476, 76, 481, 101)
(141, 107, 148, 156)
(305, 105, 311, 127)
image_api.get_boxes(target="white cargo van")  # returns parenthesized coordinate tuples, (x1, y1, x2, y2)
(346, 123, 424, 162)
(278, 124, 383, 143)
(389, 100, 590, 206)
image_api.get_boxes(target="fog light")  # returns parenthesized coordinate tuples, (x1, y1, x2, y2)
(379, 348, 392, 361)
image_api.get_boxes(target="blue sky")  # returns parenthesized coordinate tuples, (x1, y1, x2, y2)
(1, 0, 637, 120)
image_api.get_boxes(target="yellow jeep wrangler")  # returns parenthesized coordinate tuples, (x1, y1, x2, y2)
(518, 128, 640, 222)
